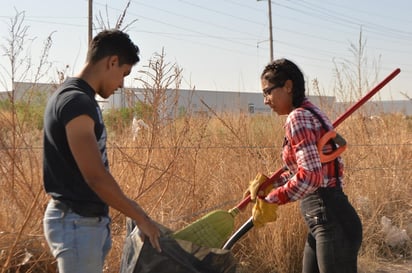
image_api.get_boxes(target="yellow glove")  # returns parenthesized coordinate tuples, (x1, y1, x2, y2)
(252, 186, 278, 228)
(243, 173, 269, 201)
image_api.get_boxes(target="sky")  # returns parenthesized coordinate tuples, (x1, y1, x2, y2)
(1, 0, 411, 101)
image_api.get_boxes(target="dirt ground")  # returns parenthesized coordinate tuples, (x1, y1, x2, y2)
(359, 259, 412, 273)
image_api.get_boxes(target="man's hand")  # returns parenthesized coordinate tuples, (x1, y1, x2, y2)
(136, 216, 162, 253)
(132, 202, 162, 253)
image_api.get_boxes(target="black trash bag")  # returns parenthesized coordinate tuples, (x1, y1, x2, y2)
(120, 218, 237, 273)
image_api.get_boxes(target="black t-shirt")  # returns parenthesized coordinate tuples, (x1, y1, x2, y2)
(43, 77, 109, 216)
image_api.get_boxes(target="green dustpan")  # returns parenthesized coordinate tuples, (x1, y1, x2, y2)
(172, 208, 239, 249)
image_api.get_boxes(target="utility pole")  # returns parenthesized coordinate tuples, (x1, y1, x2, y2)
(88, 0, 93, 45)
(267, 0, 273, 61)
(258, 0, 274, 61)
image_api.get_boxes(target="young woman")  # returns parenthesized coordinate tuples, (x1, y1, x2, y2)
(249, 58, 362, 273)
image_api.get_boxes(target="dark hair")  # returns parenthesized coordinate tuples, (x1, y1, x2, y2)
(261, 58, 305, 107)
(87, 29, 140, 65)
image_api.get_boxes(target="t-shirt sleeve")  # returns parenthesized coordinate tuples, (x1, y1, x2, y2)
(58, 91, 96, 126)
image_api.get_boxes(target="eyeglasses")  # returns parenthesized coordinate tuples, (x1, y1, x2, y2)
(262, 83, 284, 97)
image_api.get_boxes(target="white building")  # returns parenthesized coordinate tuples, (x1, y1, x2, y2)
(3, 82, 411, 117)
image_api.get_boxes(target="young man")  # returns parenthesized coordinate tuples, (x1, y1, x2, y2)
(43, 29, 161, 273)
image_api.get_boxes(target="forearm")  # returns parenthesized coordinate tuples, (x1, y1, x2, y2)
(87, 171, 150, 224)
(266, 167, 323, 204)
(274, 170, 291, 188)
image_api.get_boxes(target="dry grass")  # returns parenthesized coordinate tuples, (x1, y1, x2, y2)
(0, 103, 411, 272)
(2, 10, 407, 272)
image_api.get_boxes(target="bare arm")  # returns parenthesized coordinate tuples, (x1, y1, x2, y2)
(66, 115, 161, 252)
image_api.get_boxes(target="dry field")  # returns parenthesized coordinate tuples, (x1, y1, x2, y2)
(0, 102, 411, 272)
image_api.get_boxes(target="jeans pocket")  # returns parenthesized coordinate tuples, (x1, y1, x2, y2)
(301, 194, 328, 229)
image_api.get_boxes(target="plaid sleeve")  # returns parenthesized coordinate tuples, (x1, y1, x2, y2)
(266, 109, 323, 204)
(273, 170, 291, 188)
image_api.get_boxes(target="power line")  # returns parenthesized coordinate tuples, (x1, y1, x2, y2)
(275, 0, 412, 43)
(2, 0, 411, 91)
(299, 0, 412, 37)
(8, 1, 411, 65)
(130, 0, 265, 38)
(177, 0, 264, 26)
(94, 1, 259, 49)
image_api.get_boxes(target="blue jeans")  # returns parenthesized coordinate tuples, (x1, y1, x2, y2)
(300, 188, 362, 273)
(43, 200, 112, 273)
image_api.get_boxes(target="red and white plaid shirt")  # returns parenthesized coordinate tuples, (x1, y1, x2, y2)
(266, 99, 344, 204)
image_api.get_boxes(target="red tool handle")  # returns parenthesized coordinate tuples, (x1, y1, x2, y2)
(333, 68, 400, 128)
(235, 68, 401, 211)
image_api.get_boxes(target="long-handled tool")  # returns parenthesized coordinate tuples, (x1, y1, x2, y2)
(222, 68, 401, 250)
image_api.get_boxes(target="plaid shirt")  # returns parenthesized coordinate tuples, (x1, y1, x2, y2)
(266, 99, 344, 204)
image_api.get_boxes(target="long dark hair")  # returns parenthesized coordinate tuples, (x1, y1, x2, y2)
(261, 58, 305, 107)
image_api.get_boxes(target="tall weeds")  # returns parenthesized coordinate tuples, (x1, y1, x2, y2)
(0, 10, 56, 273)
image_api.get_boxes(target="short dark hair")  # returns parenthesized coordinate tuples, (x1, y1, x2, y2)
(87, 29, 140, 65)
(261, 58, 305, 107)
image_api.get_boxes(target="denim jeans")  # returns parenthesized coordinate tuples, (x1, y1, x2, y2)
(300, 188, 362, 273)
(43, 200, 112, 273)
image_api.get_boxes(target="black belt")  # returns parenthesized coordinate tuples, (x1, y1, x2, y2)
(51, 199, 108, 218)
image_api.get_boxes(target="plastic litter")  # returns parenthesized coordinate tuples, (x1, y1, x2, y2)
(381, 216, 410, 248)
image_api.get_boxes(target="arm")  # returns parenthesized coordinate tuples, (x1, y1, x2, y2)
(266, 110, 323, 204)
(66, 114, 161, 252)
